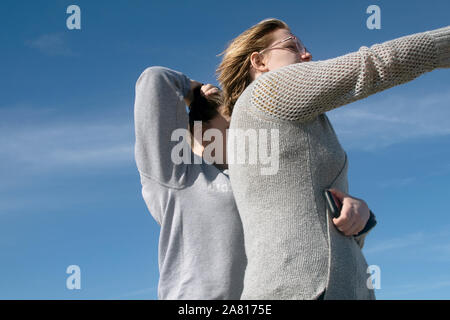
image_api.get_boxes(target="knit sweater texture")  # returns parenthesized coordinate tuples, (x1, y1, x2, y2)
(229, 26, 450, 300)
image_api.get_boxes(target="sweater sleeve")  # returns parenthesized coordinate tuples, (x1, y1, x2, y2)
(250, 26, 450, 123)
(134, 66, 192, 187)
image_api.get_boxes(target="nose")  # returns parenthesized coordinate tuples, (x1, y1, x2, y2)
(300, 50, 312, 62)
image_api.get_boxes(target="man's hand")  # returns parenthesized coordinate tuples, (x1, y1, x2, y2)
(184, 81, 221, 106)
(200, 84, 221, 97)
(328, 188, 370, 236)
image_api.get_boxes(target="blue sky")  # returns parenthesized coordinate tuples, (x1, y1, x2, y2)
(0, 0, 449, 299)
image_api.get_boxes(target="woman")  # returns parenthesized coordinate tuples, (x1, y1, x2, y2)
(134, 66, 247, 299)
(217, 19, 450, 299)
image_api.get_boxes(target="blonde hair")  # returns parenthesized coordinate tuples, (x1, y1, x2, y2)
(216, 18, 289, 116)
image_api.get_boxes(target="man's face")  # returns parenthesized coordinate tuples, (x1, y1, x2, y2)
(202, 107, 230, 169)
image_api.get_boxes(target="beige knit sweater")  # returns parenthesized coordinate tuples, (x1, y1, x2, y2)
(228, 26, 450, 300)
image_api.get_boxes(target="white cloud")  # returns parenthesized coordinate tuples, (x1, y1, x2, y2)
(383, 279, 450, 299)
(376, 176, 417, 188)
(25, 33, 75, 57)
(0, 108, 135, 176)
(364, 231, 425, 254)
(364, 224, 450, 255)
(327, 91, 450, 152)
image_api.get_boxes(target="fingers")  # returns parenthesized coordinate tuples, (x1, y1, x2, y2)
(347, 220, 364, 236)
(201, 84, 220, 97)
(333, 206, 368, 236)
(333, 209, 355, 236)
(332, 204, 364, 236)
(328, 188, 347, 201)
(333, 218, 361, 236)
(328, 189, 371, 236)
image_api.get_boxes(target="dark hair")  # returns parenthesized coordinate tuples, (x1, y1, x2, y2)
(188, 83, 223, 134)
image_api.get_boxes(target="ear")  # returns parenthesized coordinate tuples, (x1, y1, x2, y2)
(250, 52, 269, 73)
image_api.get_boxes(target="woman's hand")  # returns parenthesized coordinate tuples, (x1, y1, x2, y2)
(328, 188, 370, 236)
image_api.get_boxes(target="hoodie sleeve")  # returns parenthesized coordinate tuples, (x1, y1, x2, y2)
(134, 66, 192, 188)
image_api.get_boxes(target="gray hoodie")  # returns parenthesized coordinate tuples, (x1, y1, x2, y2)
(134, 66, 247, 299)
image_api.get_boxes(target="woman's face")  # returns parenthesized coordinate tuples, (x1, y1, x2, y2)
(261, 28, 312, 71)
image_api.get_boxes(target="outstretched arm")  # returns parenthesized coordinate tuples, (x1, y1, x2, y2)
(250, 26, 450, 122)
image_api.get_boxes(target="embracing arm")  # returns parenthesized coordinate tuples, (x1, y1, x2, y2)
(134, 66, 193, 187)
(250, 26, 450, 122)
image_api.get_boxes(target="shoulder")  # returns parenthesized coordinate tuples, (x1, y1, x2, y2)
(234, 81, 256, 111)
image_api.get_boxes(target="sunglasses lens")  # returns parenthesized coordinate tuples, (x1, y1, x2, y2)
(286, 38, 305, 54)
(259, 36, 307, 55)
(294, 38, 306, 54)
